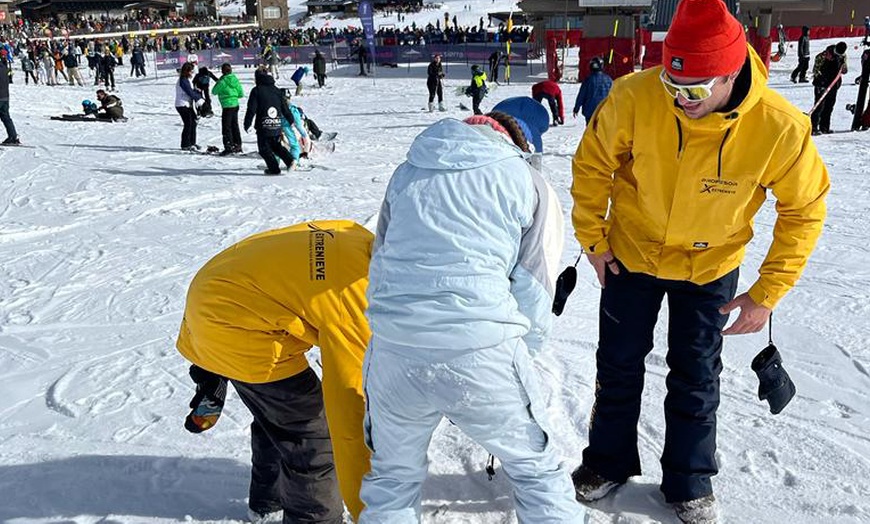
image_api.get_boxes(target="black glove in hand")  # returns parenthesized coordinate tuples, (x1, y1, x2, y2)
(185, 365, 228, 433)
(751, 344, 796, 415)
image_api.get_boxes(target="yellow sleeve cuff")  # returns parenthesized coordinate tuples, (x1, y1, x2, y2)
(582, 237, 610, 255)
(747, 281, 780, 310)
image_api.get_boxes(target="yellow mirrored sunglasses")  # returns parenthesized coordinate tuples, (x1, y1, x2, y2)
(659, 70, 719, 101)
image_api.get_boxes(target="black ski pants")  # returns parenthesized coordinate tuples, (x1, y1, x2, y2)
(176, 106, 197, 149)
(812, 85, 839, 133)
(0, 101, 17, 141)
(427, 79, 443, 103)
(221, 106, 242, 152)
(257, 132, 294, 173)
(231, 368, 343, 523)
(103, 70, 115, 89)
(791, 57, 809, 82)
(24, 71, 38, 84)
(582, 262, 738, 503)
(490, 65, 500, 83)
(472, 94, 484, 115)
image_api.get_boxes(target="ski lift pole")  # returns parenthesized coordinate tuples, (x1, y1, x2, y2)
(561, 0, 568, 69)
(371, 43, 376, 86)
(505, 10, 513, 84)
(608, 18, 619, 66)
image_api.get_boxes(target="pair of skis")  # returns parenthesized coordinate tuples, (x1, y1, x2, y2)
(806, 71, 844, 117)
(50, 114, 128, 123)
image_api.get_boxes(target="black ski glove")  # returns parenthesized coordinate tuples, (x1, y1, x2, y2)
(552, 265, 577, 316)
(184, 365, 228, 433)
(751, 344, 796, 415)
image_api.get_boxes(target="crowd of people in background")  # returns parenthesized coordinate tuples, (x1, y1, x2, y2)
(0, 9, 528, 53)
(0, 14, 246, 40)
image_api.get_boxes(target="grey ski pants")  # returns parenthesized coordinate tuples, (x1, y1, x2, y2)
(231, 368, 343, 523)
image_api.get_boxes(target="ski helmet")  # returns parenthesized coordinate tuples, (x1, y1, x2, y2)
(589, 57, 604, 72)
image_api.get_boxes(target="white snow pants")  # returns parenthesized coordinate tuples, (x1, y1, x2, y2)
(359, 338, 586, 524)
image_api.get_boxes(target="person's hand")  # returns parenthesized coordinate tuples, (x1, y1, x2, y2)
(572, 111, 578, 119)
(194, 98, 205, 108)
(586, 249, 619, 287)
(719, 292, 772, 335)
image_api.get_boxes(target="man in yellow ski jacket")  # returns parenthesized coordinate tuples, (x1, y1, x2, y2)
(569, 1, 829, 521)
(177, 220, 371, 523)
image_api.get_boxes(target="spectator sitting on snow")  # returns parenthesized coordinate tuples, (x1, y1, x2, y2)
(95, 89, 124, 121)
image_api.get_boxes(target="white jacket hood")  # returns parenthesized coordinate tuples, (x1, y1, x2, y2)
(405, 118, 526, 171)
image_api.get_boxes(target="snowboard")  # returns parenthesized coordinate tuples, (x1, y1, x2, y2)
(50, 114, 128, 123)
(849, 49, 870, 131)
(454, 83, 497, 98)
(0, 143, 33, 148)
(318, 131, 338, 141)
(311, 140, 335, 155)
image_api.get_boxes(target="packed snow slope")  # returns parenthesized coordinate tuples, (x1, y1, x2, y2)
(1, 29, 869, 524)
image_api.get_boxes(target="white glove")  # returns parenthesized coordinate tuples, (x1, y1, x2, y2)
(195, 98, 205, 108)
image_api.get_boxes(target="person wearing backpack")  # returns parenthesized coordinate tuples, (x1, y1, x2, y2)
(193, 65, 219, 118)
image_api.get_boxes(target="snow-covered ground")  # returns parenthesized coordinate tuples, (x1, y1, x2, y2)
(1, 7, 869, 522)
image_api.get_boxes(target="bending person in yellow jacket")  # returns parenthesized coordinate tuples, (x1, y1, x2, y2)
(176, 220, 372, 523)
(570, 2, 829, 522)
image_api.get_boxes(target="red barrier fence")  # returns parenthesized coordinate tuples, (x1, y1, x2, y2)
(578, 37, 634, 81)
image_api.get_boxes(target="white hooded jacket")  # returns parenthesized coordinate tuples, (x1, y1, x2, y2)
(366, 118, 564, 360)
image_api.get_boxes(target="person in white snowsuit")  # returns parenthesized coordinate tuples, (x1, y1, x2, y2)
(360, 106, 586, 524)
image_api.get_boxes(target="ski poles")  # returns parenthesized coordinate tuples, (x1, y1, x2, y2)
(806, 70, 844, 116)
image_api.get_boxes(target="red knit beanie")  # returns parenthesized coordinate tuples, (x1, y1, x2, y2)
(663, 0, 747, 78)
